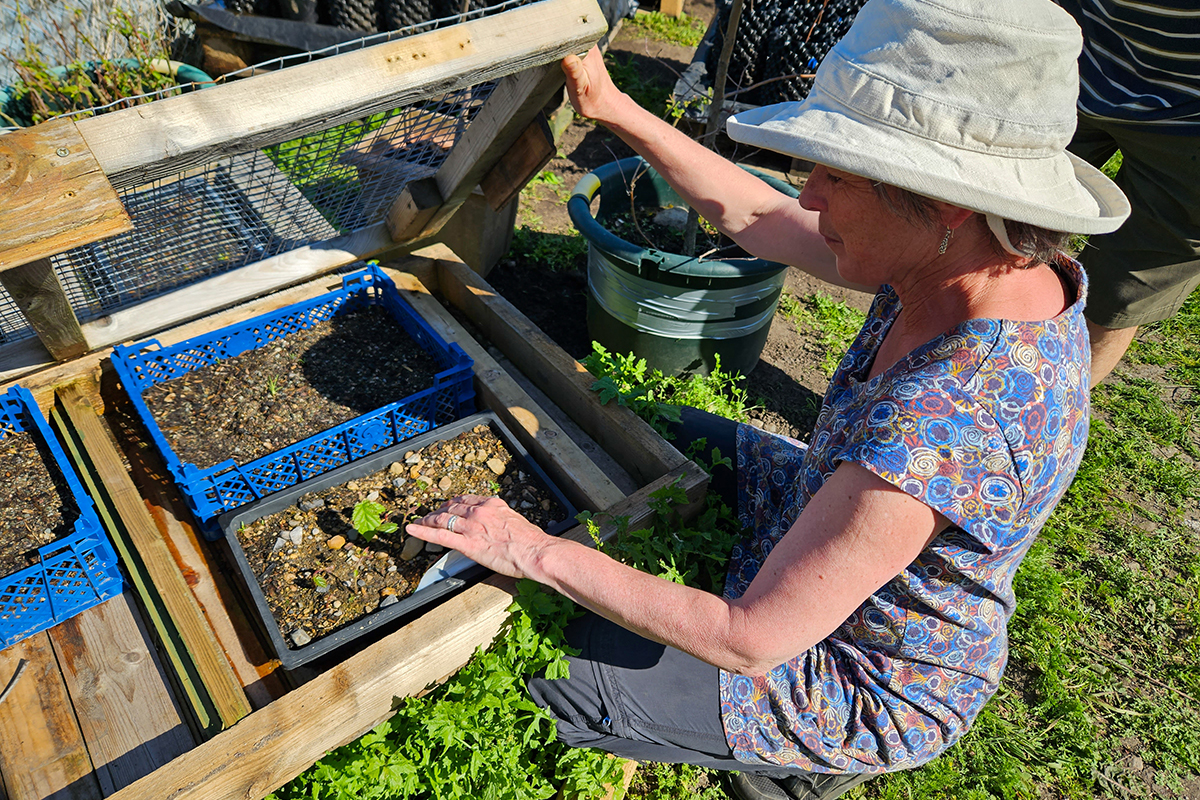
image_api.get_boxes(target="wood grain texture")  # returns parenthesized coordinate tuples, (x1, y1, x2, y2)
(77, 0, 607, 189)
(0, 119, 131, 273)
(0, 633, 102, 800)
(48, 593, 194, 795)
(389, 62, 569, 242)
(0, 259, 88, 362)
(106, 462, 706, 800)
(658, 0, 685, 16)
(435, 257, 687, 486)
(56, 384, 251, 730)
(383, 261, 626, 512)
(479, 112, 556, 212)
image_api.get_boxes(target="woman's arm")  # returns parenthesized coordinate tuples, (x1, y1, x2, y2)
(408, 461, 947, 676)
(562, 48, 865, 292)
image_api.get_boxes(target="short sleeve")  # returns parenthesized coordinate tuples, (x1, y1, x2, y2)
(834, 380, 1023, 552)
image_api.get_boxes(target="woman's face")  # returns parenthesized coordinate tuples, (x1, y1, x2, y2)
(798, 165, 936, 286)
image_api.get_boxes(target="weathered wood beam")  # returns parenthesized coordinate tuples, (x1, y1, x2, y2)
(76, 0, 607, 189)
(387, 61, 569, 243)
(105, 461, 707, 800)
(0, 258, 88, 361)
(479, 111, 556, 212)
(383, 259, 626, 512)
(435, 256, 687, 486)
(56, 384, 251, 730)
(0, 118, 131, 273)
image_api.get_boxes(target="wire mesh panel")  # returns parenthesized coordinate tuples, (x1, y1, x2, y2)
(49, 83, 494, 321)
(0, 290, 36, 346)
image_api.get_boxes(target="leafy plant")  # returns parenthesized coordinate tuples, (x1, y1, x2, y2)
(582, 342, 751, 434)
(627, 11, 708, 48)
(351, 499, 398, 543)
(506, 226, 588, 273)
(777, 290, 867, 378)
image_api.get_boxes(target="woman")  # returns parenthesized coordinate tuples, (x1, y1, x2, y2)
(408, 0, 1130, 798)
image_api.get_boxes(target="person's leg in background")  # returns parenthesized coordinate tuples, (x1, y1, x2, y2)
(664, 405, 739, 508)
(1068, 115, 1200, 387)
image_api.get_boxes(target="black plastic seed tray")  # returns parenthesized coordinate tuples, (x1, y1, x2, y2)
(217, 411, 578, 670)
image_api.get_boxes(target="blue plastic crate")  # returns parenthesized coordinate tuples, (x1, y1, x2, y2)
(110, 265, 475, 536)
(0, 386, 124, 650)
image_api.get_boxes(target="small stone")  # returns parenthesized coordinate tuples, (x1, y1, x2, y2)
(1129, 756, 1144, 772)
(388, 461, 405, 477)
(425, 542, 444, 553)
(518, 471, 527, 482)
(392, 477, 407, 488)
(367, 490, 379, 501)
(519, 501, 534, 510)
(475, 449, 488, 462)
(381, 586, 398, 596)
(388, 565, 398, 573)
(332, 600, 341, 609)
(346, 529, 359, 542)
(541, 499, 551, 510)
(410, 465, 422, 479)
(315, 584, 328, 594)
(287, 526, 303, 545)
(464, 452, 476, 463)
(438, 476, 453, 491)
(380, 595, 399, 608)
(405, 454, 421, 465)
(299, 496, 325, 512)
(400, 536, 425, 561)
(375, 551, 390, 560)
(749, 418, 764, 429)
(290, 629, 312, 647)
(272, 537, 287, 553)
(357, 579, 367, 587)
(346, 480, 360, 491)
(291, 516, 303, 525)
(487, 458, 505, 475)
(327, 534, 346, 550)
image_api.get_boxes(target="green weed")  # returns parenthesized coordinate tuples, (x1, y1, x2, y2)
(506, 227, 588, 273)
(778, 291, 867, 377)
(626, 11, 708, 48)
(351, 499, 398, 542)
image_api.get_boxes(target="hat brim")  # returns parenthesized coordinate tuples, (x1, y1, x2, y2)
(727, 98, 1130, 235)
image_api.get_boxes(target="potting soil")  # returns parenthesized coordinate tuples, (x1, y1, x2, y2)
(0, 428, 74, 575)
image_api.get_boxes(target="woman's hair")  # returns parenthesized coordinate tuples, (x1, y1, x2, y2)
(871, 183, 1074, 266)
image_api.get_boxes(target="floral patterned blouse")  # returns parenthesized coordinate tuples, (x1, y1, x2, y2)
(719, 259, 1091, 774)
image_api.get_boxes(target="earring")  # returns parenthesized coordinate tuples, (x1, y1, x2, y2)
(938, 227, 953, 255)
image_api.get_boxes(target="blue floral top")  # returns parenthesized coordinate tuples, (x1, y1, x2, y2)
(719, 260, 1091, 773)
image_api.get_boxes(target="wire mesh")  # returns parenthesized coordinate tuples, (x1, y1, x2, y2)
(0, 291, 36, 346)
(49, 84, 493, 320)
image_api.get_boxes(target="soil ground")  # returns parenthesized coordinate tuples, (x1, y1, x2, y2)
(0, 429, 73, 575)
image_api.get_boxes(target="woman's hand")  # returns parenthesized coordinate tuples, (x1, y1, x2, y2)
(406, 495, 555, 581)
(561, 45, 624, 123)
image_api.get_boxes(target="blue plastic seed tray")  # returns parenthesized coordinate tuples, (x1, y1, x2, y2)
(0, 386, 123, 650)
(110, 264, 475, 537)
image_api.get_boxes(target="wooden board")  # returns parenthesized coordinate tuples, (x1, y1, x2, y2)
(76, 0, 607, 189)
(383, 259, 626, 512)
(435, 256, 687, 486)
(0, 633, 102, 800)
(0, 259, 88, 361)
(56, 384, 251, 730)
(479, 112, 556, 212)
(106, 462, 707, 800)
(0, 119, 131, 274)
(388, 62, 568, 243)
(47, 593, 195, 795)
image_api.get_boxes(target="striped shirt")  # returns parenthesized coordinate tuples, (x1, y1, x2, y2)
(1055, 0, 1200, 130)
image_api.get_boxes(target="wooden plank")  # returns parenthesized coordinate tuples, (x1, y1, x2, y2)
(0, 633, 102, 800)
(76, 0, 607, 189)
(435, 257, 687, 486)
(106, 462, 707, 800)
(0, 118, 132, 273)
(479, 112, 556, 212)
(658, 0, 686, 17)
(48, 593, 195, 795)
(0, 259, 88, 361)
(56, 384, 251, 730)
(383, 262, 626, 512)
(96, 373, 288, 709)
(388, 62, 568, 242)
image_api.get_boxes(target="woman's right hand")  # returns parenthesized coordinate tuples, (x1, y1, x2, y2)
(561, 45, 623, 123)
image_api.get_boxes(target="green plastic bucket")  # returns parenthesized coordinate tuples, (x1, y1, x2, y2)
(568, 157, 799, 377)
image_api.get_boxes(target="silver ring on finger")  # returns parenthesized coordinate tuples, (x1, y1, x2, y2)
(446, 514, 459, 533)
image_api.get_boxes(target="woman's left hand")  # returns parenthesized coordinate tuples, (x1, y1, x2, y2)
(405, 495, 554, 581)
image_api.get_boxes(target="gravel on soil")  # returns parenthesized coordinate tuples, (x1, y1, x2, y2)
(236, 423, 568, 649)
(0, 428, 75, 576)
(142, 305, 442, 470)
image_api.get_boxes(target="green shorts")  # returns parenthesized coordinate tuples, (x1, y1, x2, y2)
(1068, 114, 1200, 329)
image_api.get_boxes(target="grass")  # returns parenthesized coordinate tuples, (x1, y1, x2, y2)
(626, 11, 708, 48)
(777, 290, 868, 377)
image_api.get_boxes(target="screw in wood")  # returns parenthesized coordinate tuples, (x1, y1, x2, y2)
(56, 148, 70, 157)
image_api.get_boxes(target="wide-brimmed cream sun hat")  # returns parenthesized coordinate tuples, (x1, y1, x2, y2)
(725, 0, 1130, 235)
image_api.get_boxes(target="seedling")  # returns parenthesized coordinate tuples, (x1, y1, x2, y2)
(312, 574, 327, 590)
(267, 376, 280, 397)
(487, 480, 502, 495)
(351, 499, 398, 543)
